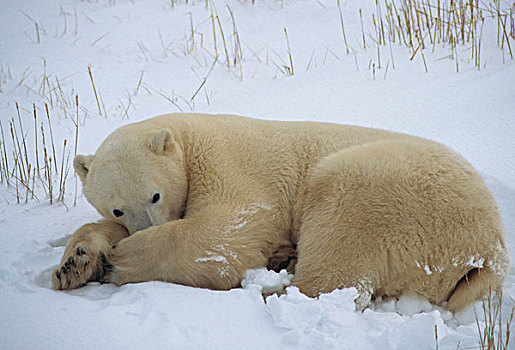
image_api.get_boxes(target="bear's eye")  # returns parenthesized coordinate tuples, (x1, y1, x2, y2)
(151, 193, 161, 204)
(113, 209, 124, 218)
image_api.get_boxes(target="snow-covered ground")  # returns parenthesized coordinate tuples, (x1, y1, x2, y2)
(1, 0, 514, 348)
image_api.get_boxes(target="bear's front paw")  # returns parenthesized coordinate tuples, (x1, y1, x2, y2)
(52, 244, 105, 290)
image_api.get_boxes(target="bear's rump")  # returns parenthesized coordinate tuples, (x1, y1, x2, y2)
(292, 139, 505, 304)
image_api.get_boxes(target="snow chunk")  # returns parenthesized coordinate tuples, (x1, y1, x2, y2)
(242, 268, 292, 294)
(265, 287, 322, 330)
(396, 295, 433, 315)
(466, 256, 485, 269)
(265, 287, 366, 348)
(373, 296, 397, 313)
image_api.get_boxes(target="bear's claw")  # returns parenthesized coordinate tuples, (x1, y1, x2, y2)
(267, 244, 298, 274)
(52, 243, 106, 290)
(76, 247, 86, 256)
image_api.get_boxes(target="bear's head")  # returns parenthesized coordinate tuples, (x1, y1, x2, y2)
(74, 125, 188, 234)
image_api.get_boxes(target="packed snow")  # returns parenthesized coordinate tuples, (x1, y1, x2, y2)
(1, 0, 514, 349)
(242, 268, 292, 294)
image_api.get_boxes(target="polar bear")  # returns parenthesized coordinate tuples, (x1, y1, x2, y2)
(53, 114, 509, 312)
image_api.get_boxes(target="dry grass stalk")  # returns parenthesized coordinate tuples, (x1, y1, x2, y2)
(188, 13, 195, 54)
(372, 14, 383, 68)
(33, 104, 40, 177)
(58, 139, 67, 203)
(360, 8, 367, 49)
(40, 60, 47, 97)
(474, 288, 514, 350)
(40, 124, 52, 204)
(306, 49, 316, 71)
(284, 27, 294, 75)
(191, 56, 217, 103)
(14, 156, 19, 203)
(119, 90, 132, 120)
(383, 60, 389, 79)
(16, 67, 30, 88)
(40, 124, 47, 182)
(135, 71, 144, 96)
(376, 0, 386, 45)
(210, 0, 230, 69)
(158, 29, 168, 58)
(31, 162, 36, 200)
(73, 95, 79, 206)
(366, 0, 512, 72)
(0, 139, 4, 185)
(388, 33, 395, 69)
(11, 119, 27, 183)
(74, 7, 78, 36)
(337, 0, 350, 54)
(145, 86, 184, 112)
(15, 104, 30, 180)
(216, 15, 230, 69)
(92, 33, 108, 47)
(499, 15, 513, 59)
(88, 65, 103, 116)
(210, 7, 218, 57)
(35, 22, 40, 44)
(478, 15, 484, 69)
(55, 75, 70, 118)
(0, 121, 9, 186)
(1, 124, 10, 186)
(45, 104, 58, 173)
(227, 5, 243, 71)
(9, 152, 36, 202)
(25, 165, 31, 203)
(434, 324, 439, 350)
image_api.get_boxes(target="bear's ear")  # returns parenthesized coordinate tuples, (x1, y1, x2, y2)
(74, 155, 93, 183)
(149, 129, 174, 154)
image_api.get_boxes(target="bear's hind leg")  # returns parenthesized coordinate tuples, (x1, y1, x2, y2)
(291, 145, 393, 308)
(292, 139, 508, 312)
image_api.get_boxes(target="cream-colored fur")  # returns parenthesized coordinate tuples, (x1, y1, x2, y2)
(53, 114, 509, 312)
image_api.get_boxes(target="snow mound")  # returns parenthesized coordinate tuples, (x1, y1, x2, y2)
(394, 295, 434, 315)
(265, 287, 361, 348)
(242, 268, 292, 294)
(263, 287, 474, 350)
